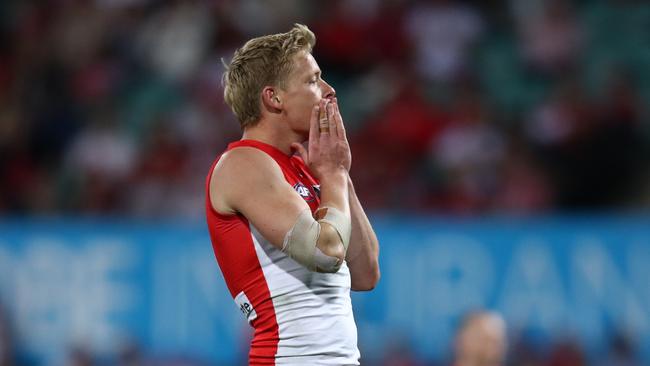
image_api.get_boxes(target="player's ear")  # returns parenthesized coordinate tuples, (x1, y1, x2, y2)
(262, 86, 282, 112)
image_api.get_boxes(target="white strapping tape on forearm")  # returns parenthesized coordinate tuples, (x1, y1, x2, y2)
(282, 209, 320, 271)
(282, 207, 352, 273)
(315, 207, 351, 251)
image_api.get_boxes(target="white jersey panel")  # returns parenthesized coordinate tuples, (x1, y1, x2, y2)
(250, 226, 360, 365)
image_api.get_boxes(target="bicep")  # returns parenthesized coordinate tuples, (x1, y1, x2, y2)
(214, 150, 311, 249)
(235, 179, 310, 248)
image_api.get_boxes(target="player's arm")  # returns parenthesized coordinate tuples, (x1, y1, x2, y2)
(210, 101, 351, 273)
(345, 175, 380, 291)
(293, 98, 379, 288)
(319, 99, 379, 290)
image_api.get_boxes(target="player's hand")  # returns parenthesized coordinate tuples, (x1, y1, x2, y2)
(291, 98, 351, 180)
(330, 98, 352, 172)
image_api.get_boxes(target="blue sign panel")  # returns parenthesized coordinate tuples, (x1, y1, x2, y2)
(0, 216, 648, 364)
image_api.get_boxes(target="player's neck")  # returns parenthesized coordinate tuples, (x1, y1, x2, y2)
(241, 120, 303, 155)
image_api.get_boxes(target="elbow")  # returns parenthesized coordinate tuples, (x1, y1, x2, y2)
(351, 265, 380, 291)
(314, 224, 346, 273)
(314, 248, 345, 274)
(313, 245, 345, 274)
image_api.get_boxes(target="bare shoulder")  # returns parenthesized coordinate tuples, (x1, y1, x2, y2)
(209, 146, 284, 215)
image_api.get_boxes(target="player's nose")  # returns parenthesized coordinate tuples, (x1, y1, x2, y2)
(321, 80, 335, 99)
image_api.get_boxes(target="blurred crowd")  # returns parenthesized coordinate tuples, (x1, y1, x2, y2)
(1, 0, 649, 218)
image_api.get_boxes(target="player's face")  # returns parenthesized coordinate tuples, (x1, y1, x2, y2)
(279, 51, 335, 136)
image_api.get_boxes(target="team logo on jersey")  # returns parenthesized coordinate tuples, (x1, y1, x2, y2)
(293, 182, 315, 202)
(312, 184, 321, 198)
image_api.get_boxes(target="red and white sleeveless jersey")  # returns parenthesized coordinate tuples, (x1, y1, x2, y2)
(205, 140, 360, 365)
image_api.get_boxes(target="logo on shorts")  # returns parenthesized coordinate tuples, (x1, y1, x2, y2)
(293, 182, 314, 202)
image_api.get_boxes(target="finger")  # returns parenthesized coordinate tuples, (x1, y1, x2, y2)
(291, 142, 309, 164)
(332, 98, 346, 140)
(319, 100, 331, 147)
(319, 99, 330, 134)
(327, 101, 337, 140)
(309, 104, 320, 152)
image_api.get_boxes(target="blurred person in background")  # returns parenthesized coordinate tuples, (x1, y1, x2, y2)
(351, 67, 446, 210)
(405, 0, 484, 83)
(453, 311, 507, 366)
(205, 24, 379, 365)
(516, 0, 583, 76)
(429, 86, 505, 213)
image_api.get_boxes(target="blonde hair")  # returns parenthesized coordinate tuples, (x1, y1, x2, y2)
(223, 24, 316, 129)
